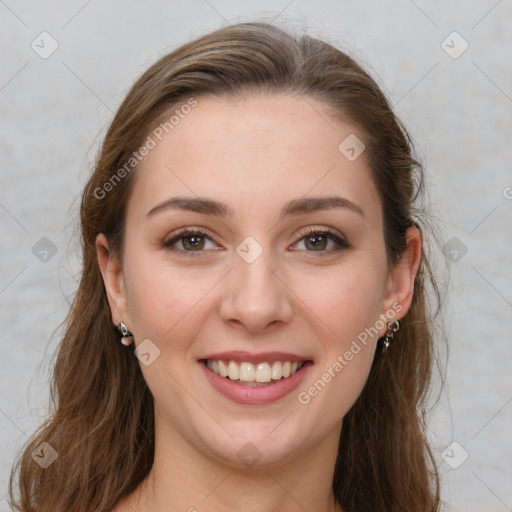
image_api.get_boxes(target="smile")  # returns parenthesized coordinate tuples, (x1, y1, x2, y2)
(205, 359, 305, 385)
(199, 353, 313, 405)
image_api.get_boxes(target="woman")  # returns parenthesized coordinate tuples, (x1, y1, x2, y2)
(10, 22, 441, 512)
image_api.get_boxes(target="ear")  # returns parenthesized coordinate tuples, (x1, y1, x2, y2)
(96, 233, 131, 329)
(380, 226, 422, 324)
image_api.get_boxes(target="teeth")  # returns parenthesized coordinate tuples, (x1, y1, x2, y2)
(271, 361, 282, 380)
(206, 359, 305, 382)
(255, 362, 271, 382)
(218, 360, 228, 377)
(228, 361, 239, 380)
(239, 362, 255, 381)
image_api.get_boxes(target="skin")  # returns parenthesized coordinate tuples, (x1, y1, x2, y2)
(97, 94, 421, 512)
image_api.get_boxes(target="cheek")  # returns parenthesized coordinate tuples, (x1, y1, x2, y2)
(290, 257, 386, 414)
(293, 258, 386, 345)
(123, 253, 214, 347)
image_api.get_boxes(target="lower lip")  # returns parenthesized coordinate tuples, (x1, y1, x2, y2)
(199, 361, 313, 405)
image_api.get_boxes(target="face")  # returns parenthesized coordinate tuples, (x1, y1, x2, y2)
(98, 94, 417, 468)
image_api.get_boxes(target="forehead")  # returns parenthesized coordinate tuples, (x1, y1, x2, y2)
(128, 94, 380, 223)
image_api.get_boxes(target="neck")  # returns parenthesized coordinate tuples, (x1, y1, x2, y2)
(121, 414, 344, 512)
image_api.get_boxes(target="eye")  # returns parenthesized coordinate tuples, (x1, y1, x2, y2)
(162, 226, 349, 257)
(162, 228, 218, 256)
(292, 227, 349, 253)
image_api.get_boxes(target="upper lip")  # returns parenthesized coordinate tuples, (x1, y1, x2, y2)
(200, 351, 312, 364)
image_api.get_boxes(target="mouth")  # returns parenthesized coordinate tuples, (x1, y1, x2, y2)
(202, 359, 306, 387)
(198, 353, 314, 405)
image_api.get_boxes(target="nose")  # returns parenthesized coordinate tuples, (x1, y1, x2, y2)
(219, 249, 293, 334)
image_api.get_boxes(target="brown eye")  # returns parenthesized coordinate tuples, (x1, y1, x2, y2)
(293, 228, 349, 254)
(163, 229, 217, 256)
(181, 235, 206, 251)
(304, 233, 328, 251)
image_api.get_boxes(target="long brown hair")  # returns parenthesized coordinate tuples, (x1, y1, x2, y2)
(10, 22, 442, 512)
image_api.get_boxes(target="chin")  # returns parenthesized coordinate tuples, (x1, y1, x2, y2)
(197, 420, 306, 470)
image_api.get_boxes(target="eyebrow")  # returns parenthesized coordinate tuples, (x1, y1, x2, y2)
(146, 195, 365, 219)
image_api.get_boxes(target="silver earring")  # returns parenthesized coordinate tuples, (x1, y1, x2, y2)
(118, 322, 134, 346)
(381, 320, 400, 351)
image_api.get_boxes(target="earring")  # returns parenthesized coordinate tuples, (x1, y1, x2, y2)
(381, 320, 400, 351)
(118, 321, 134, 346)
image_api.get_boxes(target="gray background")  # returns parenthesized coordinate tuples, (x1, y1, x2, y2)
(1, 1, 511, 510)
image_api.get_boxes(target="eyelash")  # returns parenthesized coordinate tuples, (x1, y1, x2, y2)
(162, 226, 350, 258)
